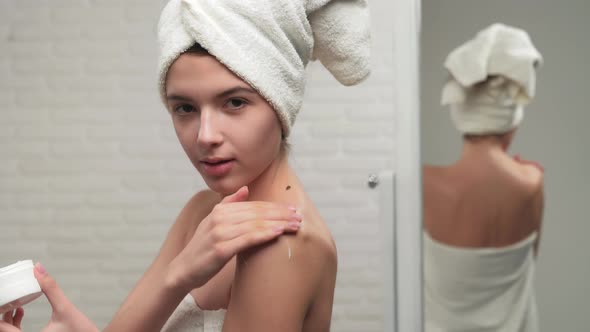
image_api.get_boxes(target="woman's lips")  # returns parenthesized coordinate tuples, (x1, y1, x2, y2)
(200, 159, 234, 177)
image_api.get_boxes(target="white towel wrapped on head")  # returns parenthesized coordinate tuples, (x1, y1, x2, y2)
(441, 23, 542, 135)
(157, 0, 371, 138)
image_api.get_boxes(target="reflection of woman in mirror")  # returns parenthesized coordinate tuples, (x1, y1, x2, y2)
(0, 1, 371, 331)
(423, 24, 544, 332)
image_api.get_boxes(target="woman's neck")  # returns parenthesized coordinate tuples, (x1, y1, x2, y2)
(244, 151, 304, 205)
(459, 138, 509, 165)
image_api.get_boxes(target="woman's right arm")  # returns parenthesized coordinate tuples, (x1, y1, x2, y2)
(103, 190, 212, 332)
(532, 182, 544, 255)
(104, 186, 302, 332)
(515, 155, 545, 255)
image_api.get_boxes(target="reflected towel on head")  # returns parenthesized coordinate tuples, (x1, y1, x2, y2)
(440, 23, 542, 135)
(157, 0, 371, 138)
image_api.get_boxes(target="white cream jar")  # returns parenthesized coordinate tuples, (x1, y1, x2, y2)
(0, 260, 43, 314)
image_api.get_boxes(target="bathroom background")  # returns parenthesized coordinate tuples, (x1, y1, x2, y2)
(0, 1, 395, 331)
(421, 0, 590, 330)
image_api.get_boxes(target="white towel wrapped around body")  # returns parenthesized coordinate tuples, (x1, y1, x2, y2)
(157, 0, 371, 137)
(441, 23, 542, 135)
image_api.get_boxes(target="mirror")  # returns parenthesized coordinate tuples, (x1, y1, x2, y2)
(421, 1, 590, 331)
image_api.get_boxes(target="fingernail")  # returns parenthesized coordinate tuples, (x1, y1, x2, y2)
(288, 205, 297, 211)
(292, 213, 303, 221)
(288, 222, 301, 229)
(35, 263, 46, 275)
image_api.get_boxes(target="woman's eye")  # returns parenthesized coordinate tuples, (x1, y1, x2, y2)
(226, 98, 247, 109)
(174, 104, 196, 114)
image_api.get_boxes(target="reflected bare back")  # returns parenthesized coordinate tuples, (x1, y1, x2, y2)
(423, 147, 544, 250)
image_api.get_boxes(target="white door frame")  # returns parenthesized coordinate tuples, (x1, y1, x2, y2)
(387, 0, 422, 331)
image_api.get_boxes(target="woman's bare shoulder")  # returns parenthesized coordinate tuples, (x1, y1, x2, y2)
(224, 209, 336, 329)
(423, 164, 446, 178)
(177, 189, 223, 243)
(422, 164, 458, 201)
(302, 205, 337, 259)
(237, 204, 336, 282)
(247, 210, 335, 264)
(511, 163, 544, 196)
(184, 189, 222, 213)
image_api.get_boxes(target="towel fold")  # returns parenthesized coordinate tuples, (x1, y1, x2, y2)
(157, 0, 371, 137)
(440, 23, 542, 135)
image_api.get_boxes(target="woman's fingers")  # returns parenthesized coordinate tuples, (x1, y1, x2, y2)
(2, 311, 12, 325)
(33, 263, 72, 315)
(214, 219, 302, 242)
(520, 159, 544, 172)
(0, 309, 22, 330)
(0, 321, 21, 332)
(220, 186, 249, 204)
(215, 203, 299, 226)
(513, 154, 544, 172)
(216, 220, 301, 258)
(11, 309, 22, 330)
(528, 161, 543, 172)
(224, 201, 296, 213)
(225, 227, 287, 254)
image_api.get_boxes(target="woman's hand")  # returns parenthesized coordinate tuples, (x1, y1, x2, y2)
(514, 154, 544, 172)
(1, 308, 23, 332)
(0, 263, 99, 332)
(167, 186, 303, 292)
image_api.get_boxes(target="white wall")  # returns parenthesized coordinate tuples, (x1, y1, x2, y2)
(421, 1, 590, 330)
(0, 1, 395, 331)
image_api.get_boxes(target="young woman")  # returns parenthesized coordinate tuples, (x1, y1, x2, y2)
(423, 24, 544, 332)
(423, 128, 545, 332)
(1, 0, 371, 331)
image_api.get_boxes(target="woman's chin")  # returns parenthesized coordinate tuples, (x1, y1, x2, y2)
(204, 177, 246, 196)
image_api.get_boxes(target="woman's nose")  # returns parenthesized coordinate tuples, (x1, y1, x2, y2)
(196, 109, 224, 147)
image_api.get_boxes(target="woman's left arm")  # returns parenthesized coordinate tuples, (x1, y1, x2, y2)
(222, 235, 327, 332)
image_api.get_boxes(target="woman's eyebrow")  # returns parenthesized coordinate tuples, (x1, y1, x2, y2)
(166, 86, 257, 102)
(214, 86, 257, 99)
(166, 94, 191, 102)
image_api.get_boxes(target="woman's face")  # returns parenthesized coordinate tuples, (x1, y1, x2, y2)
(164, 52, 282, 194)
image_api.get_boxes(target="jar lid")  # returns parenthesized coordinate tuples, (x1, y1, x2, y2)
(0, 260, 43, 314)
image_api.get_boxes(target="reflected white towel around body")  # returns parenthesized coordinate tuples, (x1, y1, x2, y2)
(424, 232, 539, 332)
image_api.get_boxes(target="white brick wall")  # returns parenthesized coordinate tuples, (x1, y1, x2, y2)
(0, 1, 395, 331)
